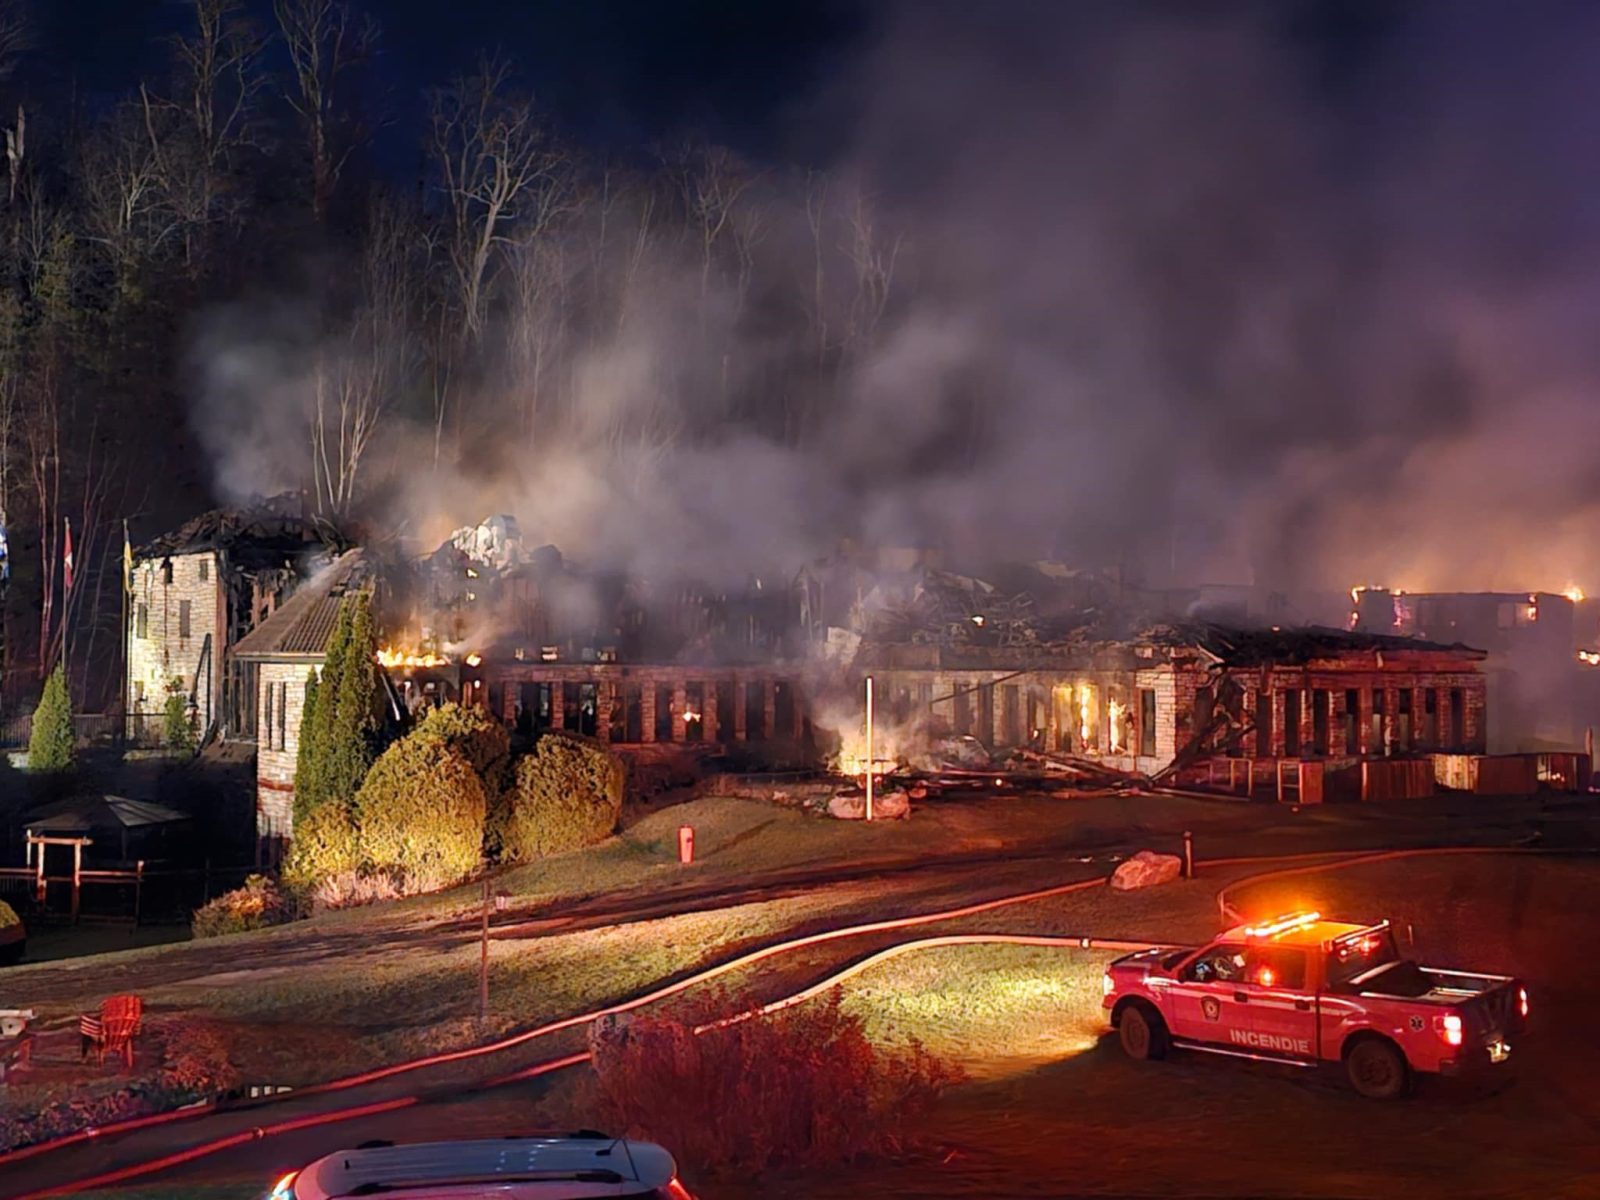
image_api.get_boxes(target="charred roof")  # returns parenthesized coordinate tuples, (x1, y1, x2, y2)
(1167, 622, 1487, 666)
(135, 493, 344, 566)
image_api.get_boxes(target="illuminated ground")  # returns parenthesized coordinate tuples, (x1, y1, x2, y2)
(69, 852, 1600, 1200)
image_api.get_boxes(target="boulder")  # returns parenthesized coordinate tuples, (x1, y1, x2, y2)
(1110, 850, 1183, 891)
(827, 789, 910, 820)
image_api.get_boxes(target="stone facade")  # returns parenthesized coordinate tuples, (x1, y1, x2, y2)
(125, 551, 224, 738)
(255, 660, 313, 858)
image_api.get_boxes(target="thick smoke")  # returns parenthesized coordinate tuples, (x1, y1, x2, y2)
(190, 1, 1600, 596)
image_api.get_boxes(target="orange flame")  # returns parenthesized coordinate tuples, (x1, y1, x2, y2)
(376, 645, 450, 669)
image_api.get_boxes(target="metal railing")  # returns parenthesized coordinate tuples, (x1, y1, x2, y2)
(0, 712, 160, 750)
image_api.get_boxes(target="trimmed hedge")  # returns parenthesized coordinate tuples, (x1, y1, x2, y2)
(356, 732, 486, 890)
(281, 801, 362, 891)
(499, 731, 624, 861)
(414, 702, 510, 801)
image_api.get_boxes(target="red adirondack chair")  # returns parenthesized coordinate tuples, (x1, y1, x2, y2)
(84, 994, 143, 1068)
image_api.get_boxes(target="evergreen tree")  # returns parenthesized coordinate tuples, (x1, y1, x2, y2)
(163, 677, 196, 753)
(292, 668, 323, 824)
(294, 597, 353, 816)
(292, 591, 382, 824)
(27, 665, 75, 772)
(326, 591, 381, 804)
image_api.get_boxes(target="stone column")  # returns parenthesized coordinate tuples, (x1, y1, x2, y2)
(673, 680, 688, 743)
(640, 684, 657, 743)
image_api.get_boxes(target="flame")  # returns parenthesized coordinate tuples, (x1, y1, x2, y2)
(377, 645, 451, 669)
(1564, 585, 1585, 603)
(1108, 698, 1124, 753)
(464, 652, 483, 668)
(1579, 650, 1600, 666)
(1078, 684, 1093, 746)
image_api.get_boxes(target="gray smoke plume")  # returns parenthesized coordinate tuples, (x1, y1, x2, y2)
(189, 1, 1600, 598)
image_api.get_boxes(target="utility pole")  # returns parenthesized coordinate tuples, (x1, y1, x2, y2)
(865, 674, 874, 822)
(478, 877, 490, 1023)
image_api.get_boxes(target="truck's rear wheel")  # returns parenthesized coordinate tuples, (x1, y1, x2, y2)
(1346, 1038, 1409, 1099)
(1119, 1004, 1168, 1061)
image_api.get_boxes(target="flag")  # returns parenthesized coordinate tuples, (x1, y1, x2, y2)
(62, 517, 74, 593)
(123, 519, 133, 594)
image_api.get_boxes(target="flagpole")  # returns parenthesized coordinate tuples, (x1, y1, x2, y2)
(122, 520, 131, 742)
(62, 516, 71, 686)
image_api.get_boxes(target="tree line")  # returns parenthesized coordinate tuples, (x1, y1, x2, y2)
(0, 0, 908, 715)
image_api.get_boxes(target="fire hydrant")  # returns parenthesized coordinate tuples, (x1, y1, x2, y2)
(678, 825, 695, 865)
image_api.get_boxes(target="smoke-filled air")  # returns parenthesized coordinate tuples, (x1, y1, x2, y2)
(188, 1, 1600, 597)
(8, 0, 1600, 705)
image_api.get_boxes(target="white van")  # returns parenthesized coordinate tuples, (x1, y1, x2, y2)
(263, 1133, 695, 1199)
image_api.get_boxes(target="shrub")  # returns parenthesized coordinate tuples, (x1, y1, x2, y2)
(281, 801, 362, 891)
(587, 989, 962, 1175)
(498, 731, 623, 861)
(163, 677, 195, 753)
(355, 731, 485, 889)
(191, 875, 295, 938)
(415, 702, 510, 802)
(308, 868, 404, 912)
(150, 1018, 240, 1098)
(27, 665, 74, 772)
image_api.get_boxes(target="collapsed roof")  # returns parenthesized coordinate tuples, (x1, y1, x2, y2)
(135, 492, 344, 566)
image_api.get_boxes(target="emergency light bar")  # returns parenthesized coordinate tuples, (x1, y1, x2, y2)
(1243, 911, 1321, 939)
(1326, 920, 1390, 953)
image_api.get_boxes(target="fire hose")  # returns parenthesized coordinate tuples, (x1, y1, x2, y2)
(0, 873, 1112, 1181)
(8, 844, 1585, 1197)
(13, 930, 1155, 1199)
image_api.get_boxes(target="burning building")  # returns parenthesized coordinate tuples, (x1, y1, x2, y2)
(122, 497, 1502, 858)
(124, 495, 344, 743)
(1353, 587, 1594, 752)
(853, 619, 1487, 777)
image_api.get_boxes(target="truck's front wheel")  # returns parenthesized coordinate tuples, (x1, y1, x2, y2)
(1345, 1037, 1409, 1099)
(1118, 1004, 1169, 1061)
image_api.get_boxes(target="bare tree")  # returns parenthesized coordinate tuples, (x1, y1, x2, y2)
(429, 55, 574, 348)
(310, 198, 419, 516)
(661, 137, 760, 311)
(505, 229, 568, 445)
(0, 1, 28, 82)
(153, 0, 268, 267)
(79, 103, 186, 293)
(273, 0, 376, 223)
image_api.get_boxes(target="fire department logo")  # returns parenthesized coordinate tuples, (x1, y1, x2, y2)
(1409, 1015, 1425, 1032)
(1202, 996, 1222, 1022)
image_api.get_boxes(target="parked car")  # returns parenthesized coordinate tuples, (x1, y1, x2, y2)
(1103, 910, 1528, 1098)
(262, 1132, 696, 1199)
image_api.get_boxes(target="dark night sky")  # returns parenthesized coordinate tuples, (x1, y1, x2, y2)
(35, 0, 873, 164)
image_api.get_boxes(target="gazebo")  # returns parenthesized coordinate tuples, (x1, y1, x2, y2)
(21, 796, 191, 922)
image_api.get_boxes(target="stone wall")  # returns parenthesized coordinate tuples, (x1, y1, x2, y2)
(126, 551, 223, 736)
(256, 660, 312, 850)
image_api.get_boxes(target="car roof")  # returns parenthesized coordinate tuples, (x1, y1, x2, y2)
(296, 1136, 677, 1199)
(1216, 914, 1382, 950)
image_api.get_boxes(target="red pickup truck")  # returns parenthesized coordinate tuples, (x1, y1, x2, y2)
(1102, 911, 1528, 1098)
